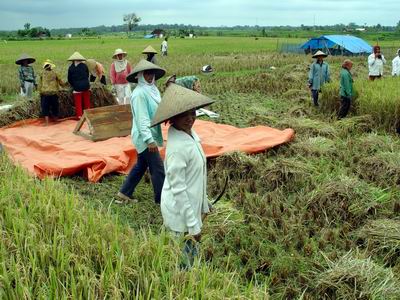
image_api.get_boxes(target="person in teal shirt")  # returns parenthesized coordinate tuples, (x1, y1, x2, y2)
(338, 59, 354, 119)
(165, 75, 201, 93)
(308, 50, 330, 107)
(118, 60, 166, 204)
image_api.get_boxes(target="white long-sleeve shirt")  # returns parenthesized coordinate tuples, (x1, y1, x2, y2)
(392, 56, 400, 76)
(161, 40, 168, 52)
(161, 126, 210, 235)
(368, 53, 386, 76)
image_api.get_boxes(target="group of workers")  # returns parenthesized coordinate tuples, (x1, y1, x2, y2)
(15, 43, 172, 125)
(308, 45, 400, 120)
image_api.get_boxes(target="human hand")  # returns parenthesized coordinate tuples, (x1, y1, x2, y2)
(148, 142, 158, 152)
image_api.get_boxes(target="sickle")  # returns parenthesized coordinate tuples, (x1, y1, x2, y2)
(212, 176, 229, 205)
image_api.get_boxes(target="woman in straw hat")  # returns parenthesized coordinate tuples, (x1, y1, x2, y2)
(117, 59, 166, 204)
(67, 52, 91, 118)
(338, 59, 354, 119)
(16, 53, 37, 98)
(110, 48, 132, 104)
(86, 59, 106, 85)
(151, 84, 215, 268)
(142, 45, 158, 64)
(38, 59, 65, 126)
(308, 50, 330, 107)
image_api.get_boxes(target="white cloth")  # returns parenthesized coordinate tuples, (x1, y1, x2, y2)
(392, 56, 400, 76)
(114, 83, 131, 105)
(114, 59, 128, 73)
(368, 53, 386, 76)
(137, 72, 161, 102)
(20, 81, 34, 98)
(161, 40, 168, 52)
(161, 126, 210, 235)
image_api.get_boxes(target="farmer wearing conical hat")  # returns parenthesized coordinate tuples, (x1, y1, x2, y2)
(308, 50, 330, 107)
(16, 53, 37, 98)
(117, 59, 166, 205)
(142, 45, 158, 64)
(152, 84, 215, 269)
(368, 45, 386, 81)
(86, 59, 106, 85)
(110, 48, 132, 104)
(38, 59, 65, 126)
(67, 52, 91, 118)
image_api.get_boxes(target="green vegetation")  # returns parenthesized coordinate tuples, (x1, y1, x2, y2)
(1, 36, 400, 299)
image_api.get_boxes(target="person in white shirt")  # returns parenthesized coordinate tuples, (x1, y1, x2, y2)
(392, 49, 400, 76)
(161, 38, 168, 56)
(368, 45, 386, 80)
(151, 83, 215, 269)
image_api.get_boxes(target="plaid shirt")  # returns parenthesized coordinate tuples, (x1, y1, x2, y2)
(19, 66, 36, 86)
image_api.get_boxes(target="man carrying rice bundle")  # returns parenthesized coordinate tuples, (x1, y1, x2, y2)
(308, 50, 330, 107)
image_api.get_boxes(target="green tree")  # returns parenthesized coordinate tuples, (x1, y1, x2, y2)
(24, 23, 30, 30)
(123, 13, 141, 36)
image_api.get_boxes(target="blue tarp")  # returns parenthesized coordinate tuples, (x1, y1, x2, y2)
(301, 35, 372, 54)
(144, 34, 155, 39)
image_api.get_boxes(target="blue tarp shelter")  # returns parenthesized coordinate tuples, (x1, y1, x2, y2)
(301, 35, 372, 56)
(144, 34, 155, 39)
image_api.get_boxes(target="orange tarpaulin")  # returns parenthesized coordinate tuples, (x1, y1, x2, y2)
(0, 119, 294, 182)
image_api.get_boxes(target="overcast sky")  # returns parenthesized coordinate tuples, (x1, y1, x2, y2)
(0, 0, 399, 30)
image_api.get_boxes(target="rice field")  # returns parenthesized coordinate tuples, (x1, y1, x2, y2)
(1, 36, 400, 299)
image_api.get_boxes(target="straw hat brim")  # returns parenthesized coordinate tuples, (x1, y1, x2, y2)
(126, 59, 166, 83)
(151, 84, 215, 127)
(165, 74, 177, 85)
(312, 51, 328, 58)
(67, 52, 86, 61)
(15, 54, 36, 65)
(142, 46, 158, 54)
(112, 49, 127, 59)
(43, 61, 56, 69)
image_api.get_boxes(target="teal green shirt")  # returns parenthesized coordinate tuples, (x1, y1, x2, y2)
(340, 68, 353, 98)
(130, 87, 163, 154)
(175, 76, 199, 90)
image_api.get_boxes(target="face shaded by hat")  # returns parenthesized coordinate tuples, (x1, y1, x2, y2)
(126, 59, 166, 83)
(16, 53, 36, 65)
(42, 59, 56, 70)
(151, 84, 215, 127)
(112, 48, 127, 59)
(165, 74, 177, 86)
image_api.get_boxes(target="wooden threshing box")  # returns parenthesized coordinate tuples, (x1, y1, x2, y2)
(73, 104, 132, 141)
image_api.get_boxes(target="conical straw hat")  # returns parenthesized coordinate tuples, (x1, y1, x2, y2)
(15, 53, 36, 65)
(42, 59, 56, 69)
(67, 51, 86, 61)
(165, 74, 177, 86)
(112, 48, 127, 59)
(126, 59, 166, 83)
(85, 59, 97, 73)
(151, 84, 215, 127)
(142, 45, 158, 54)
(312, 50, 328, 58)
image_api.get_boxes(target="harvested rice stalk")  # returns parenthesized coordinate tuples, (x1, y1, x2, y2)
(315, 251, 400, 300)
(356, 219, 400, 265)
(0, 86, 117, 127)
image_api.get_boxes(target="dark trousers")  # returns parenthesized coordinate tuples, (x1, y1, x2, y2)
(338, 96, 351, 119)
(40, 94, 59, 117)
(120, 149, 165, 204)
(90, 75, 107, 85)
(311, 89, 319, 106)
